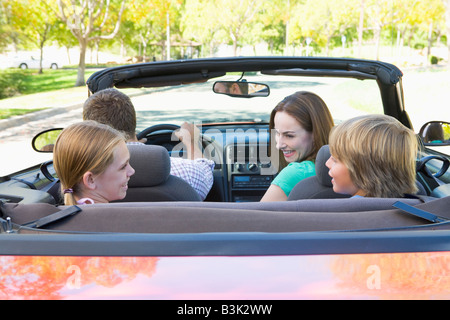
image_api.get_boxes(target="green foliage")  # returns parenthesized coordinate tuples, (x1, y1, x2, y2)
(0, 70, 27, 99)
(1, 0, 449, 62)
(0, 108, 46, 120)
(443, 123, 450, 140)
(0, 68, 95, 98)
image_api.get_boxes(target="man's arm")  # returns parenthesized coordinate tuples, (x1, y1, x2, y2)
(170, 157, 215, 200)
(174, 122, 203, 160)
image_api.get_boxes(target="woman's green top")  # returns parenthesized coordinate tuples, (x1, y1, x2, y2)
(271, 160, 316, 197)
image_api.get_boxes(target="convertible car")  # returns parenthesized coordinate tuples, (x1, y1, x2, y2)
(1, 57, 450, 301)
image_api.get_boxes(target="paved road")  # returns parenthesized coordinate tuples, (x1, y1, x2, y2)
(0, 105, 83, 176)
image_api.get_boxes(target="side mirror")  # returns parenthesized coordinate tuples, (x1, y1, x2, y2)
(31, 128, 63, 153)
(213, 81, 269, 98)
(419, 121, 450, 146)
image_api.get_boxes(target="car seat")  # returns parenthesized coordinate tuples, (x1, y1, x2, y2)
(287, 145, 350, 200)
(288, 145, 427, 200)
(118, 144, 201, 202)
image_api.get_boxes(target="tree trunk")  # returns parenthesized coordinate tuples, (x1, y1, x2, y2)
(427, 21, 433, 62)
(374, 26, 381, 60)
(39, 44, 44, 74)
(76, 40, 87, 87)
(445, 0, 450, 61)
(357, 0, 365, 58)
(66, 47, 71, 65)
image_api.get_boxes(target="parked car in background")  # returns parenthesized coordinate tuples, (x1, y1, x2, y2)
(0, 55, 59, 69)
(1, 56, 450, 301)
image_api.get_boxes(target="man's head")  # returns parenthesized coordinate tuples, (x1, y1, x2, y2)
(83, 88, 137, 141)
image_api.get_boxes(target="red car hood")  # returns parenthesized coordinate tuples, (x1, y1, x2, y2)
(1, 252, 450, 300)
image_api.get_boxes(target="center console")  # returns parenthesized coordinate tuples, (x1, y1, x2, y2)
(225, 143, 277, 202)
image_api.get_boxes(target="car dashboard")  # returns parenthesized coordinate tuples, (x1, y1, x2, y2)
(143, 122, 276, 202)
(207, 123, 275, 202)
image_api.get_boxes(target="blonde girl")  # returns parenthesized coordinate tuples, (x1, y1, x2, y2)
(53, 121, 135, 205)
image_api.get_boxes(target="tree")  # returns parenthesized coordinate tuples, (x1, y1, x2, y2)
(215, 0, 263, 56)
(0, 0, 448, 70)
(52, 21, 80, 65)
(0, 256, 158, 299)
(364, 0, 396, 60)
(9, 0, 59, 74)
(257, 0, 292, 54)
(0, 0, 16, 53)
(290, 0, 358, 56)
(49, 0, 126, 86)
(182, 0, 222, 57)
(442, 0, 450, 60)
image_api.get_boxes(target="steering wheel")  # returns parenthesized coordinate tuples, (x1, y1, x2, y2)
(416, 155, 450, 178)
(136, 124, 180, 141)
(136, 124, 221, 163)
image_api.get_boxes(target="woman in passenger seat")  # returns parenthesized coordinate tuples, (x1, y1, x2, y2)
(53, 121, 135, 205)
(326, 114, 419, 198)
(261, 91, 334, 201)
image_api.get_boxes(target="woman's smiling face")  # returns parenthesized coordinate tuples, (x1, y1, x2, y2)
(274, 111, 313, 163)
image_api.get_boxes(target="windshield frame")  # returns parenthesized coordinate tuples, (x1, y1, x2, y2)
(86, 57, 408, 127)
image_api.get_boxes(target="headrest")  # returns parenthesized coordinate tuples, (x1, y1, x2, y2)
(315, 145, 332, 187)
(127, 144, 171, 187)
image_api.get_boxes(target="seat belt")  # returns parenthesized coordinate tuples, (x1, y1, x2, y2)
(393, 201, 448, 223)
(22, 205, 82, 228)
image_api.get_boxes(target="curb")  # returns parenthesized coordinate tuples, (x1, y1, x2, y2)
(0, 87, 174, 132)
(0, 103, 83, 131)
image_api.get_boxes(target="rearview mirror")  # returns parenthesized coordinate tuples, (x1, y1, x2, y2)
(213, 81, 269, 98)
(32, 128, 63, 153)
(419, 121, 450, 146)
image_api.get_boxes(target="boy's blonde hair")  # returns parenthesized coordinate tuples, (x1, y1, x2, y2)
(53, 121, 126, 205)
(329, 114, 418, 198)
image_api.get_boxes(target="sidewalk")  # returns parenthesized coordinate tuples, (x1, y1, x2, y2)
(0, 86, 150, 131)
(0, 86, 88, 131)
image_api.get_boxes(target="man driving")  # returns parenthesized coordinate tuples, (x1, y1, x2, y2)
(82, 88, 215, 200)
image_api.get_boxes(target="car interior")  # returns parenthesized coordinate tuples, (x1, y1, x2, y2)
(1, 57, 450, 236)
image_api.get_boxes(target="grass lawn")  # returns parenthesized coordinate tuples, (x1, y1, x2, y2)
(0, 68, 97, 117)
(0, 108, 47, 119)
(0, 68, 96, 96)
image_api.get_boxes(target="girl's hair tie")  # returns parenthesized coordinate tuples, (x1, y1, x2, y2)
(63, 188, 74, 194)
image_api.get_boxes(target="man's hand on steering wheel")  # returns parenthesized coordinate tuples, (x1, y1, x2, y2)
(174, 122, 203, 160)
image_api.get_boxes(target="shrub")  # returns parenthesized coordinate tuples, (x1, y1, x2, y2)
(0, 70, 26, 99)
(430, 55, 439, 65)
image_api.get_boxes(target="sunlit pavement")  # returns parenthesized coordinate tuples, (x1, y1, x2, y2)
(0, 107, 82, 176)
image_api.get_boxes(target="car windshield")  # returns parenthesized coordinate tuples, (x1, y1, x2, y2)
(0, 69, 386, 176)
(130, 73, 383, 130)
